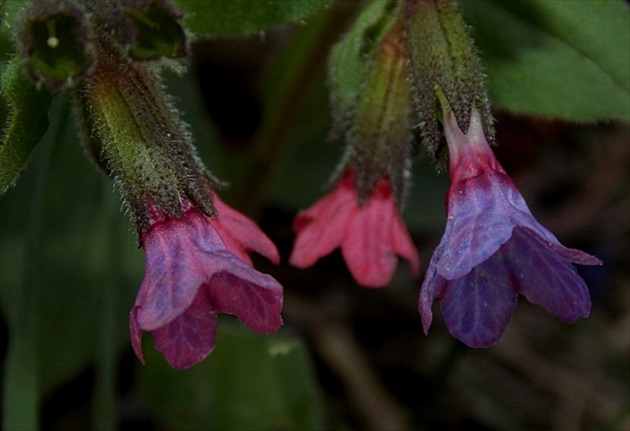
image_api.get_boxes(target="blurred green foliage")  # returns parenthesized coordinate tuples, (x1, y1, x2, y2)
(171, 0, 330, 36)
(138, 324, 323, 430)
(0, 59, 51, 195)
(462, 0, 630, 121)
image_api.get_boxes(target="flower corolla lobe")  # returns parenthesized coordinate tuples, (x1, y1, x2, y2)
(290, 170, 419, 288)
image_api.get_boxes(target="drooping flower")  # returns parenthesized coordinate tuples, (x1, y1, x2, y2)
(290, 170, 419, 288)
(419, 107, 602, 347)
(130, 193, 282, 370)
(290, 4, 420, 287)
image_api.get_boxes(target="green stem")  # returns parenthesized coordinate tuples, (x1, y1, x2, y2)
(92, 186, 120, 431)
(2, 96, 69, 431)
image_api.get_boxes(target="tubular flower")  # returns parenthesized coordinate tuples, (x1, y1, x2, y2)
(130, 193, 283, 370)
(290, 170, 419, 288)
(290, 3, 420, 287)
(419, 107, 602, 347)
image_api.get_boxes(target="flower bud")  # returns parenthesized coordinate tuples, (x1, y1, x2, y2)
(16, 0, 93, 91)
(120, 0, 187, 61)
(405, 0, 494, 157)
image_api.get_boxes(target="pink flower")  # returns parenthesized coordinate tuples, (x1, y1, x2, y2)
(290, 170, 420, 287)
(130, 193, 282, 369)
(419, 107, 602, 347)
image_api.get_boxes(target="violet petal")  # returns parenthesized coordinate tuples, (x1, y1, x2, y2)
(440, 251, 518, 348)
(505, 227, 592, 322)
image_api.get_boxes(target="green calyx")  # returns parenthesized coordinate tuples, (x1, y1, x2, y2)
(123, 0, 187, 61)
(17, 0, 93, 91)
(76, 37, 214, 233)
(405, 0, 494, 157)
(15, 0, 189, 92)
(328, 0, 415, 205)
(349, 17, 414, 205)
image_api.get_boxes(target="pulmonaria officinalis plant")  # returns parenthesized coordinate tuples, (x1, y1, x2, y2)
(1, 0, 615, 379)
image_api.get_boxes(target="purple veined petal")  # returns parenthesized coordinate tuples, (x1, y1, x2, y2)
(517, 226, 603, 266)
(135, 210, 226, 330)
(437, 175, 519, 280)
(505, 227, 593, 322)
(130, 307, 146, 365)
(207, 271, 283, 334)
(418, 248, 448, 335)
(437, 170, 567, 281)
(440, 251, 519, 348)
(152, 288, 219, 370)
(136, 209, 283, 331)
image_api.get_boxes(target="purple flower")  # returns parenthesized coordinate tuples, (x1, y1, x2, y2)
(419, 107, 602, 347)
(130, 193, 282, 369)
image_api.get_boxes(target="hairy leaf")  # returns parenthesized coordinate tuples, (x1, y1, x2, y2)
(328, 0, 398, 134)
(172, 0, 329, 35)
(0, 59, 52, 195)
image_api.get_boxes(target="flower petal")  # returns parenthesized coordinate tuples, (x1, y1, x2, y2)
(342, 180, 419, 287)
(506, 227, 592, 322)
(517, 226, 602, 266)
(152, 288, 219, 370)
(210, 193, 280, 265)
(208, 271, 283, 333)
(342, 193, 397, 287)
(418, 248, 448, 334)
(136, 209, 282, 332)
(437, 171, 565, 281)
(135, 209, 224, 330)
(440, 251, 518, 348)
(289, 175, 355, 268)
(129, 306, 146, 365)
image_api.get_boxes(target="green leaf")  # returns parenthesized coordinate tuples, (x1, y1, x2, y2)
(0, 58, 52, 195)
(461, 0, 630, 121)
(327, 0, 398, 133)
(138, 324, 324, 430)
(171, 0, 329, 35)
(0, 98, 141, 402)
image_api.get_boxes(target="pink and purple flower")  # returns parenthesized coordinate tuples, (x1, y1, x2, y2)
(130, 193, 283, 369)
(419, 107, 602, 347)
